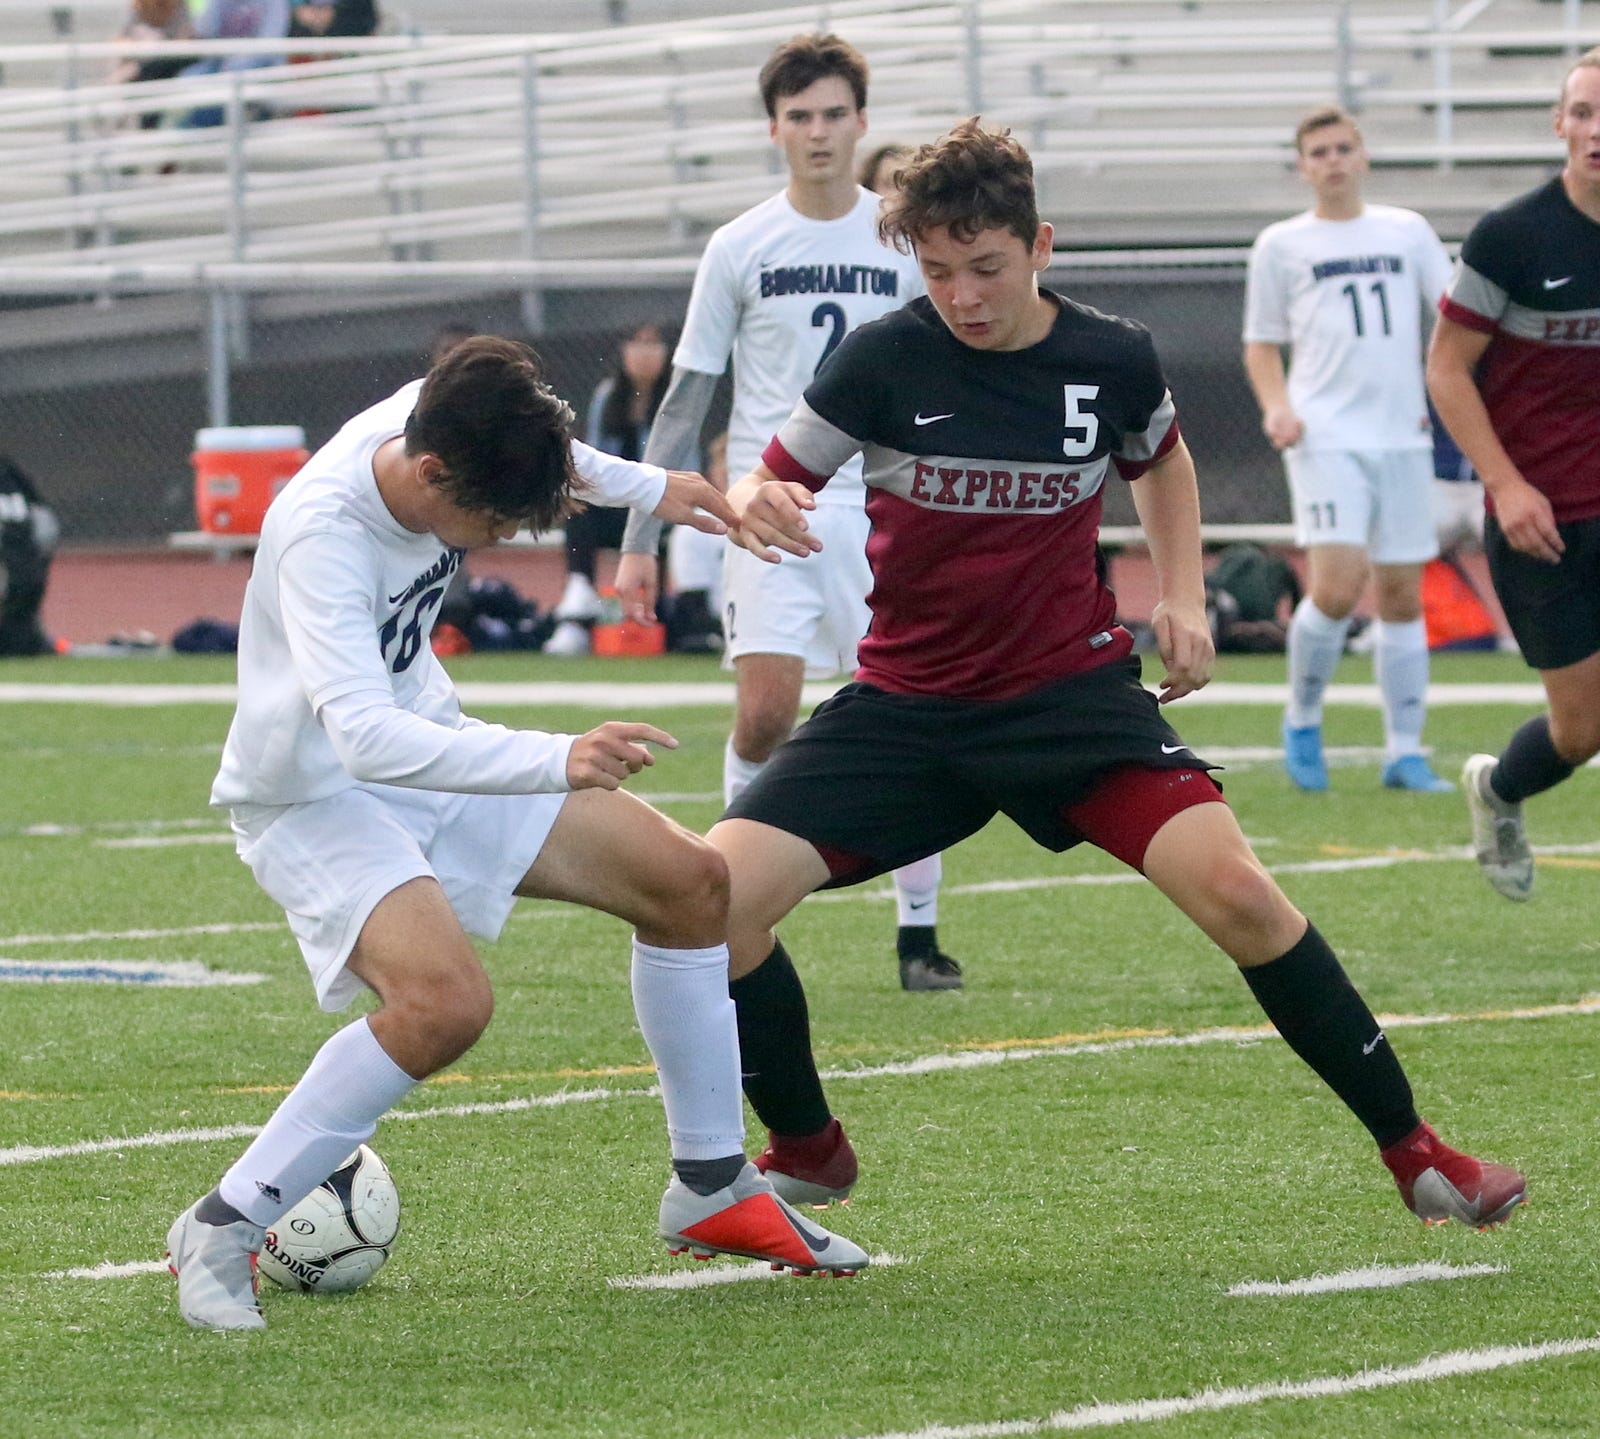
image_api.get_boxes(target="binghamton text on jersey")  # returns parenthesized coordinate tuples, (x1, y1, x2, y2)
(762, 293, 1180, 701)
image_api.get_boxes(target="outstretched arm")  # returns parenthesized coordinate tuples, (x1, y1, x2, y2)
(1128, 437, 1213, 703)
(1242, 342, 1304, 450)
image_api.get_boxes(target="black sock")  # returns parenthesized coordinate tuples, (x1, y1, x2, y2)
(194, 1189, 250, 1227)
(1241, 923, 1420, 1149)
(673, 1154, 747, 1197)
(1492, 715, 1576, 804)
(729, 939, 832, 1137)
(897, 924, 938, 959)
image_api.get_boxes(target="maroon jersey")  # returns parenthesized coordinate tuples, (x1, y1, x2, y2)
(762, 292, 1179, 700)
(1439, 176, 1600, 522)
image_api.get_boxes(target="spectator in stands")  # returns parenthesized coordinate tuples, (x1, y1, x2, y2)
(545, 322, 673, 655)
(858, 141, 911, 197)
(176, 0, 289, 127)
(1429, 47, 1600, 902)
(289, 0, 380, 39)
(1244, 106, 1456, 795)
(109, 0, 195, 87)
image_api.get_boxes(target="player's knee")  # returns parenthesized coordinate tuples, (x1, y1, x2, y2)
(1200, 853, 1285, 937)
(388, 965, 493, 1070)
(732, 710, 790, 762)
(643, 835, 730, 944)
(1550, 711, 1600, 765)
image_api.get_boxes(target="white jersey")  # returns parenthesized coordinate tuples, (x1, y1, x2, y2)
(212, 380, 667, 809)
(1243, 205, 1452, 451)
(675, 186, 924, 503)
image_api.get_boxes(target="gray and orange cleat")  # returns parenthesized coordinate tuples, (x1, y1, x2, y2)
(1462, 753, 1534, 900)
(166, 1201, 267, 1331)
(1381, 1121, 1526, 1229)
(659, 1162, 869, 1275)
(754, 1117, 858, 1208)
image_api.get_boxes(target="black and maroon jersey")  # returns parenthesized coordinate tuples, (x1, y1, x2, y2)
(761, 291, 1179, 700)
(1439, 177, 1600, 523)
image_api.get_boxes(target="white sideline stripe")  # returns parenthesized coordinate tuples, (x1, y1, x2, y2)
(93, 832, 234, 849)
(0, 958, 266, 987)
(44, 1260, 169, 1280)
(1229, 1262, 1506, 1297)
(5, 997, 1597, 1170)
(0, 921, 283, 947)
(0, 680, 1552, 708)
(13, 816, 219, 838)
(855, 1337, 1600, 1439)
(608, 1253, 904, 1291)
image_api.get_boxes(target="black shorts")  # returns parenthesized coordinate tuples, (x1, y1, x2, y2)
(723, 657, 1221, 888)
(1485, 513, 1600, 671)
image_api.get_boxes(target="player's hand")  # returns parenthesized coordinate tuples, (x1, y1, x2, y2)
(652, 469, 737, 536)
(1492, 475, 1564, 565)
(566, 721, 676, 791)
(731, 480, 824, 564)
(614, 552, 661, 625)
(1262, 406, 1304, 451)
(1149, 598, 1214, 703)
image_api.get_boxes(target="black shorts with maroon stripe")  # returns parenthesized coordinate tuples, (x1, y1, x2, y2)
(1485, 513, 1600, 671)
(723, 656, 1224, 887)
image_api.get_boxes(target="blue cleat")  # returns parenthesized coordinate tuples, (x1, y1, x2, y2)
(1282, 722, 1329, 791)
(1381, 754, 1455, 793)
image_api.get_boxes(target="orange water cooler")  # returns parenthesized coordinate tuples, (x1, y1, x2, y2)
(192, 425, 310, 535)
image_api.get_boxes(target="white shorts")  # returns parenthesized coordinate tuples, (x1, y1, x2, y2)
(721, 503, 871, 678)
(231, 784, 567, 1013)
(1283, 448, 1439, 564)
(1432, 477, 1486, 553)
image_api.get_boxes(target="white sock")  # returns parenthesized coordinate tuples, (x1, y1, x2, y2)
(723, 735, 768, 807)
(1374, 617, 1430, 760)
(1285, 599, 1351, 729)
(218, 1017, 417, 1227)
(630, 939, 744, 1161)
(893, 853, 942, 927)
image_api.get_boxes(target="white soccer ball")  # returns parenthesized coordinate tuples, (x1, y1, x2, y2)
(258, 1144, 400, 1294)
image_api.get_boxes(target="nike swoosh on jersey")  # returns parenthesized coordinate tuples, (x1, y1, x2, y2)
(913, 411, 955, 425)
(1543, 276, 1574, 289)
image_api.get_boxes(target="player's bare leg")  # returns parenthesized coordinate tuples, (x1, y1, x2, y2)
(1142, 802, 1525, 1227)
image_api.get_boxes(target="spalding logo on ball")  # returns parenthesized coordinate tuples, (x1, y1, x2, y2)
(259, 1144, 400, 1294)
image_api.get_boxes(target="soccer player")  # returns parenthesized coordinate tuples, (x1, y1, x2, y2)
(613, 34, 963, 993)
(710, 119, 1525, 1230)
(1428, 49, 1600, 900)
(165, 338, 867, 1332)
(1244, 108, 1457, 794)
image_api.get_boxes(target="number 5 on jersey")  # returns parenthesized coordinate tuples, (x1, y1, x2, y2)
(1063, 383, 1100, 458)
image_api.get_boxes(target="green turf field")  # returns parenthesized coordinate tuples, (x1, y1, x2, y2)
(2, 651, 1596, 1438)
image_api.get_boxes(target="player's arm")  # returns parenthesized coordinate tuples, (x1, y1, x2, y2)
(1242, 342, 1304, 450)
(1426, 314, 1562, 564)
(727, 394, 865, 563)
(615, 365, 722, 622)
(726, 461, 824, 564)
(1128, 436, 1214, 703)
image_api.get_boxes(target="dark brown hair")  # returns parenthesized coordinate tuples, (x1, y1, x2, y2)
(1294, 105, 1361, 153)
(877, 118, 1039, 251)
(405, 335, 579, 533)
(759, 33, 868, 118)
(859, 142, 911, 195)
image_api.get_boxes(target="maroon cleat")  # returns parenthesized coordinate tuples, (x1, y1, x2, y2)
(1381, 1121, 1526, 1229)
(753, 1118, 859, 1208)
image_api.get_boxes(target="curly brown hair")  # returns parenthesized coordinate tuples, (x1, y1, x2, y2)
(405, 335, 580, 533)
(876, 118, 1039, 252)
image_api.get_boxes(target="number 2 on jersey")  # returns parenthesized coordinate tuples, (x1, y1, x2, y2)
(811, 302, 846, 374)
(379, 585, 444, 674)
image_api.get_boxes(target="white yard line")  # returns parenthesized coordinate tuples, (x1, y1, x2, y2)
(854, 1336, 1600, 1439)
(1229, 1262, 1506, 1297)
(5, 997, 1597, 1169)
(42, 1260, 169, 1280)
(0, 958, 266, 987)
(0, 921, 283, 948)
(0, 680, 1553, 708)
(93, 833, 235, 849)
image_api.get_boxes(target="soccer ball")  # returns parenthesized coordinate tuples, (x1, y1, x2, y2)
(258, 1144, 400, 1294)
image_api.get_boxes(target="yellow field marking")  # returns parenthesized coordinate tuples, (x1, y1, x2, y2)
(215, 1060, 660, 1097)
(1536, 857, 1600, 872)
(0, 1090, 73, 1101)
(964, 1025, 1174, 1052)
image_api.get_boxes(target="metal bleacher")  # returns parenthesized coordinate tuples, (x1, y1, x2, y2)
(0, 0, 1592, 279)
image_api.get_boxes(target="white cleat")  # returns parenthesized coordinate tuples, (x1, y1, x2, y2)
(659, 1162, 870, 1275)
(1462, 753, 1533, 900)
(166, 1203, 267, 1331)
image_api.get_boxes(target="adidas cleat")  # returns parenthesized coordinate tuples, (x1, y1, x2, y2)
(1462, 753, 1533, 900)
(1381, 1121, 1527, 1229)
(754, 1117, 858, 1207)
(660, 1162, 869, 1275)
(166, 1202, 267, 1331)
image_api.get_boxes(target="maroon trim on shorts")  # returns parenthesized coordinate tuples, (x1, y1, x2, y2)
(1061, 765, 1225, 873)
(812, 840, 878, 887)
